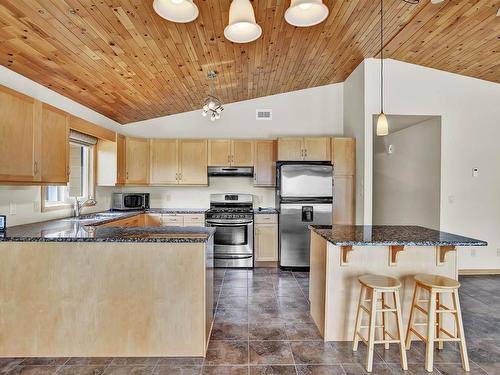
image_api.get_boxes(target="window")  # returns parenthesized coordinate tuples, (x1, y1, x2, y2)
(42, 140, 95, 211)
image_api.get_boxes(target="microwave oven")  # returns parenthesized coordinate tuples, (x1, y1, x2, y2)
(112, 193, 150, 211)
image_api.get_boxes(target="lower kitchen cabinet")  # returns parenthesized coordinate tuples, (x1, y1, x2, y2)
(161, 213, 205, 227)
(254, 214, 278, 262)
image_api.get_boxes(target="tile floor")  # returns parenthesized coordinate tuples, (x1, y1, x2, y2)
(0, 270, 499, 375)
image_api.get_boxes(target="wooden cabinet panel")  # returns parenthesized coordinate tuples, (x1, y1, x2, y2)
(232, 140, 254, 166)
(332, 138, 355, 176)
(333, 175, 355, 225)
(254, 140, 276, 186)
(97, 140, 117, 186)
(255, 223, 278, 261)
(116, 134, 126, 185)
(179, 139, 208, 185)
(41, 104, 69, 184)
(183, 214, 205, 227)
(162, 214, 185, 226)
(144, 214, 162, 226)
(277, 138, 303, 161)
(208, 139, 231, 166)
(150, 139, 178, 185)
(303, 137, 330, 161)
(254, 214, 278, 224)
(0, 86, 39, 182)
(125, 137, 150, 184)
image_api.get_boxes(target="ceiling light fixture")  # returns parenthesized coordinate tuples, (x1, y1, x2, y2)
(284, 0, 329, 27)
(376, 0, 388, 137)
(153, 0, 199, 23)
(202, 71, 224, 122)
(224, 0, 262, 43)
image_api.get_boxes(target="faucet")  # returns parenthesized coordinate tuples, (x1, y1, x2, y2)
(74, 197, 97, 218)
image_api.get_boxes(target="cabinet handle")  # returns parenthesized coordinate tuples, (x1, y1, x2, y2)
(68, 166, 70, 176)
(179, 173, 182, 181)
(34, 161, 38, 175)
(126, 172, 129, 179)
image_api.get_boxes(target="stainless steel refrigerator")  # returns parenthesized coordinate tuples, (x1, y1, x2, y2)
(276, 162, 333, 269)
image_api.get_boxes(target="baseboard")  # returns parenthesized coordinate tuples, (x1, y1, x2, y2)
(459, 269, 500, 275)
(255, 261, 278, 268)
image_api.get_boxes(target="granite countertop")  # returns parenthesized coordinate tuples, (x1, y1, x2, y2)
(310, 225, 488, 247)
(148, 208, 208, 214)
(254, 207, 278, 214)
(0, 210, 214, 243)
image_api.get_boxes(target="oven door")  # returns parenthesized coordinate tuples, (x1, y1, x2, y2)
(206, 220, 254, 267)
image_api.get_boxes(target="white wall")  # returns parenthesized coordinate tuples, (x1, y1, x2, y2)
(122, 83, 344, 138)
(358, 58, 500, 270)
(373, 117, 441, 230)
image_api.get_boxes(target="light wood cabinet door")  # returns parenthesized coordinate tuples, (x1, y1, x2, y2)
(125, 137, 150, 184)
(41, 104, 69, 184)
(254, 140, 276, 186)
(231, 140, 254, 166)
(277, 138, 303, 161)
(255, 223, 278, 261)
(0, 86, 39, 182)
(303, 137, 331, 161)
(150, 139, 178, 185)
(162, 214, 185, 226)
(208, 139, 231, 166)
(333, 175, 355, 225)
(97, 140, 117, 186)
(116, 134, 126, 185)
(178, 139, 208, 185)
(183, 214, 205, 227)
(332, 138, 355, 176)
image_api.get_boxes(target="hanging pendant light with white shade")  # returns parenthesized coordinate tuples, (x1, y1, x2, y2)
(284, 0, 329, 27)
(376, 0, 388, 137)
(224, 0, 262, 43)
(153, 0, 199, 23)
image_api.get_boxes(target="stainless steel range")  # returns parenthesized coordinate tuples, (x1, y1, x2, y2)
(205, 194, 254, 268)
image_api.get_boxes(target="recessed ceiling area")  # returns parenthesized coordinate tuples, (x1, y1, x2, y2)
(0, 0, 498, 124)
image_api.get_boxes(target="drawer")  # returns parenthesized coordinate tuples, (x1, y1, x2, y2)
(254, 214, 277, 224)
(183, 214, 205, 226)
(161, 215, 184, 226)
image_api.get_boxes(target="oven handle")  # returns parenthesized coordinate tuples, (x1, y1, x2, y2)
(206, 221, 253, 226)
(214, 255, 253, 260)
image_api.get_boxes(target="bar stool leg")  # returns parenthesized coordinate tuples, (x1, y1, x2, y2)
(425, 290, 437, 372)
(381, 292, 389, 350)
(366, 289, 378, 373)
(436, 292, 443, 350)
(393, 289, 408, 371)
(353, 285, 365, 351)
(405, 284, 420, 349)
(452, 289, 470, 372)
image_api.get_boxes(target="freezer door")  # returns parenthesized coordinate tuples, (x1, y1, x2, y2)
(279, 164, 333, 198)
(279, 203, 332, 268)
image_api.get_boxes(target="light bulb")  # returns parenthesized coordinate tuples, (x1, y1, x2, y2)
(215, 113, 221, 120)
(171, 0, 184, 3)
(210, 114, 216, 122)
(203, 104, 209, 111)
(201, 110, 208, 117)
(216, 107, 222, 114)
(208, 101, 216, 110)
(285, 0, 329, 27)
(376, 112, 389, 136)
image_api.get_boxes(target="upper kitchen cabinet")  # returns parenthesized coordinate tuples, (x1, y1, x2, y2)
(150, 139, 178, 185)
(178, 139, 208, 185)
(125, 137, 150, 185)
(116, 134, 127, 185)
(40, 104, 69, 184)
(0, 86, 40, 183)
(277, 137, 330, 161)
(331, 137, 356, 225)
(254, 140, 276, 187)
(331, 137, 355, 176)
(208, 139, 254, 167)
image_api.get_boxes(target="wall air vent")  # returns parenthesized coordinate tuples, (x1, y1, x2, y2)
(256, 109, 272, 120)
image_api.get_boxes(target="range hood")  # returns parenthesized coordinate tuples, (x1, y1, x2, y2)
(208, 166, 254, 177)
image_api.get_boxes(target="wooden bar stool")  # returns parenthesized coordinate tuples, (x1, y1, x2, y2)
(353, 275, 408, 373)
(405, 274, 469, 372)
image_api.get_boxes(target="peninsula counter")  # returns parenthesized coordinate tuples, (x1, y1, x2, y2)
(308, 225, 486, 341)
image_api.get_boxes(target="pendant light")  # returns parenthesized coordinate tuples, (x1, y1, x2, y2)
(376, 0, 388, 137)
(153, 0, 199, 23)
(201, 71, 224, 121)
(284, 0, 329, 27)
(224, 0, 262, 43)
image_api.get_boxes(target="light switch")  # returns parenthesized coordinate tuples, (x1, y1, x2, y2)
(472, 168, 479, 177)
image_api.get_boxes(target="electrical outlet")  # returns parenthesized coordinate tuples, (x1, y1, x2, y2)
(34, 202, 40, 212)
(470, 248, 476, 257)
(9, 202, 16, 215)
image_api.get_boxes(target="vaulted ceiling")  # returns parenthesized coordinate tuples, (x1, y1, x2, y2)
(0, 0, 498, 124)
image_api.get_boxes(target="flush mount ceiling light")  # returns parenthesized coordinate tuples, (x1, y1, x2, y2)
(201, 71, 224, 122)
(284, 0, 329, 27)
(224, 0, 262, 43)
(153, 0, 199, 23)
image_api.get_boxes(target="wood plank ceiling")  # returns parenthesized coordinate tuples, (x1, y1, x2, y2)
(0, 0, 498, 124)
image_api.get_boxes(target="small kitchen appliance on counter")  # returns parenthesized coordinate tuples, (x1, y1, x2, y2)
(111, 193, 150, 211)
(276, 161, 333, 269)
(205, 193, 254, 268)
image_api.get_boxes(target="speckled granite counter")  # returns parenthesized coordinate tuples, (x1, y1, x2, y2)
(309, 225, 487, 247)
(148, 208, 208, 214)
(0, 209, 213, 243)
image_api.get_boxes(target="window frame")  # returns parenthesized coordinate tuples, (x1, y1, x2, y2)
(41, 144, 97, 213)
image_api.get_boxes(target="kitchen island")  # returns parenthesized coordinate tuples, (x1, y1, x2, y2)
(0, 212, 215, 357)
(308, 225, 487, 341)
